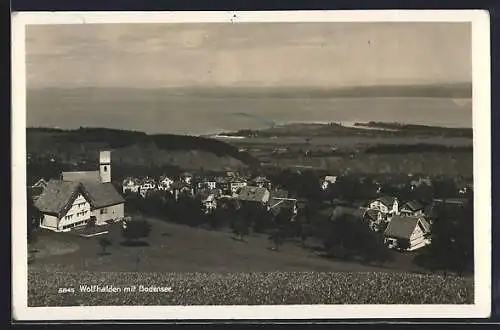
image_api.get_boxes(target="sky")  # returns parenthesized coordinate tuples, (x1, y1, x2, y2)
(26, 22, 472, 89)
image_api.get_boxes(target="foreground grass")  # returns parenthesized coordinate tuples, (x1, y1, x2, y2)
(28, 270, 473, 306)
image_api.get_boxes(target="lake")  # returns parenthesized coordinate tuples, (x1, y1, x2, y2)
(26, 88, 472, 135)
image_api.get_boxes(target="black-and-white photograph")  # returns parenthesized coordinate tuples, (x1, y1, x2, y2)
(12, 11, 491, 320)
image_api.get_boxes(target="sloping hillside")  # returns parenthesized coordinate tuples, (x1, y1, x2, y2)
(26, 127, 260, 170)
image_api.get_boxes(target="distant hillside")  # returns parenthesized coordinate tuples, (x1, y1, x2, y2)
(156, 83, 472, 99)
(31, 83, 472, 100)
(26, 127, 260, 170)
(220, 121, 473, 138)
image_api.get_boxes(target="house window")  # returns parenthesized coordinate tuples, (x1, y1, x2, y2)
(385, 238, 397, 248)
(104, 166, 108, 172)
(100, 208, 108, 215)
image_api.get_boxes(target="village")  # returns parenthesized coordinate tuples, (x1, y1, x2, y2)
(27, 148, 474, 269)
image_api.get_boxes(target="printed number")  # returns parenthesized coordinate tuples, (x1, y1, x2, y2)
(58, 287, 75, 294)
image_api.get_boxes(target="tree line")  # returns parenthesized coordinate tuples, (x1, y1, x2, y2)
(27, 127, 261, 168)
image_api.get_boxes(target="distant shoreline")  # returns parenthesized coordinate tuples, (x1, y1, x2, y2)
(27, 82, 472, 99)
(28, 120, 474, 139)
(208, 121, 472, 139)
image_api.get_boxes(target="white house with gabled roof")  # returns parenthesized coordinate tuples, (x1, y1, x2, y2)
(35, 151, 125, 231)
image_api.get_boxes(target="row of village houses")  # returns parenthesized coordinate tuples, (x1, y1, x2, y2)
(119, 172, 469, 252)
(28, 150, 470, 253)
(121, 172, 272, 199)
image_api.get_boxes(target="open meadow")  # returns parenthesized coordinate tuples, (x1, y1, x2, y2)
(28, 217, 473, 306)
(224, 124, 473, 175)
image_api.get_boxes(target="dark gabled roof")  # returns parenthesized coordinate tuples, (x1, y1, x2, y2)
(34, 180, 83, 217)
(384, 215, 430, 239)
(364, 209, 381, 221)
(237, 186, 269, 202)
(29, 186, 45, 197)
(81, 182, 125, 209)
(62, 171, 100, 183)
(31, 178, 48, 188)
(402, 200, 423, 212)
(269, 189, 288, 200)
(228, 178, 247, 183)
(253, 176, 270, 183)
(123, 177, 141, 185)
(268, 198, 296, 217)
(323, 175, 337, 182)
(377, 196, 397, 207)
(171, 181, 191, 190)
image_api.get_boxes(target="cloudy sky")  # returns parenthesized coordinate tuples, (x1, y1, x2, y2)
(26, 22, 471, 89)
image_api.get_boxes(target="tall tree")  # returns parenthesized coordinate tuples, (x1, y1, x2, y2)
(323, 212, 391, 262)
(415, 197, 474, 274)
(27, 190, 41, 244)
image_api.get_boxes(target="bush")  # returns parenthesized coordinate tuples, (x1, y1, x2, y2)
(98, 238, 112, 255)
(268, 227, 287, 251)
(322, 213, 391, 263)
(122, 220, 152, 244)
(232, 218, 250, 242)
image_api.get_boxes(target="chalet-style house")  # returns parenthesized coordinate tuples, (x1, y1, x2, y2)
(226, 171, 237, 178)
(199, 190, 218, 214)
(363, 209, 384, 232)
(321, 175, 337, 191)
(158, 175, 174, 191)
(122, 177, 141, 194)
(458, 182, 473, 196)
(35, 151, 125, 232)
(139, 178, 156, 198)
(228, 179, 248, 195)
(368, 196, 399, 216)
(399, 200, 424, 217)
(409, 177, 432, 190)
(181, 172, 193, 185)
(197, 178, 217, 190)
(251, 176, 272, 190)
(384, 215, 431, 251)
(172, 181, 195, 201)
(236, 186, 270, 205)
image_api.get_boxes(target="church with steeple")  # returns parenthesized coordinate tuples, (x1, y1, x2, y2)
(35, 150, 125, 232)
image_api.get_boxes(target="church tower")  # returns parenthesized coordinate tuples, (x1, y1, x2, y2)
(99, 150, 111, 183)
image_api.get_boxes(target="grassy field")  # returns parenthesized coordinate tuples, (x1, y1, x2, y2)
(259, 152, 473, 175)
(223, 123, 473, 175)
(28, 217, 473, 306)
(28, 270, 473, 306)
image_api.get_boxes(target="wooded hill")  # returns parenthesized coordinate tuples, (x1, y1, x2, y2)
(26, 127, 260, 169)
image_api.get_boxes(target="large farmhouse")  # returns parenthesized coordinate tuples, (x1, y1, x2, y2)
(35, 151, 125, 231)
